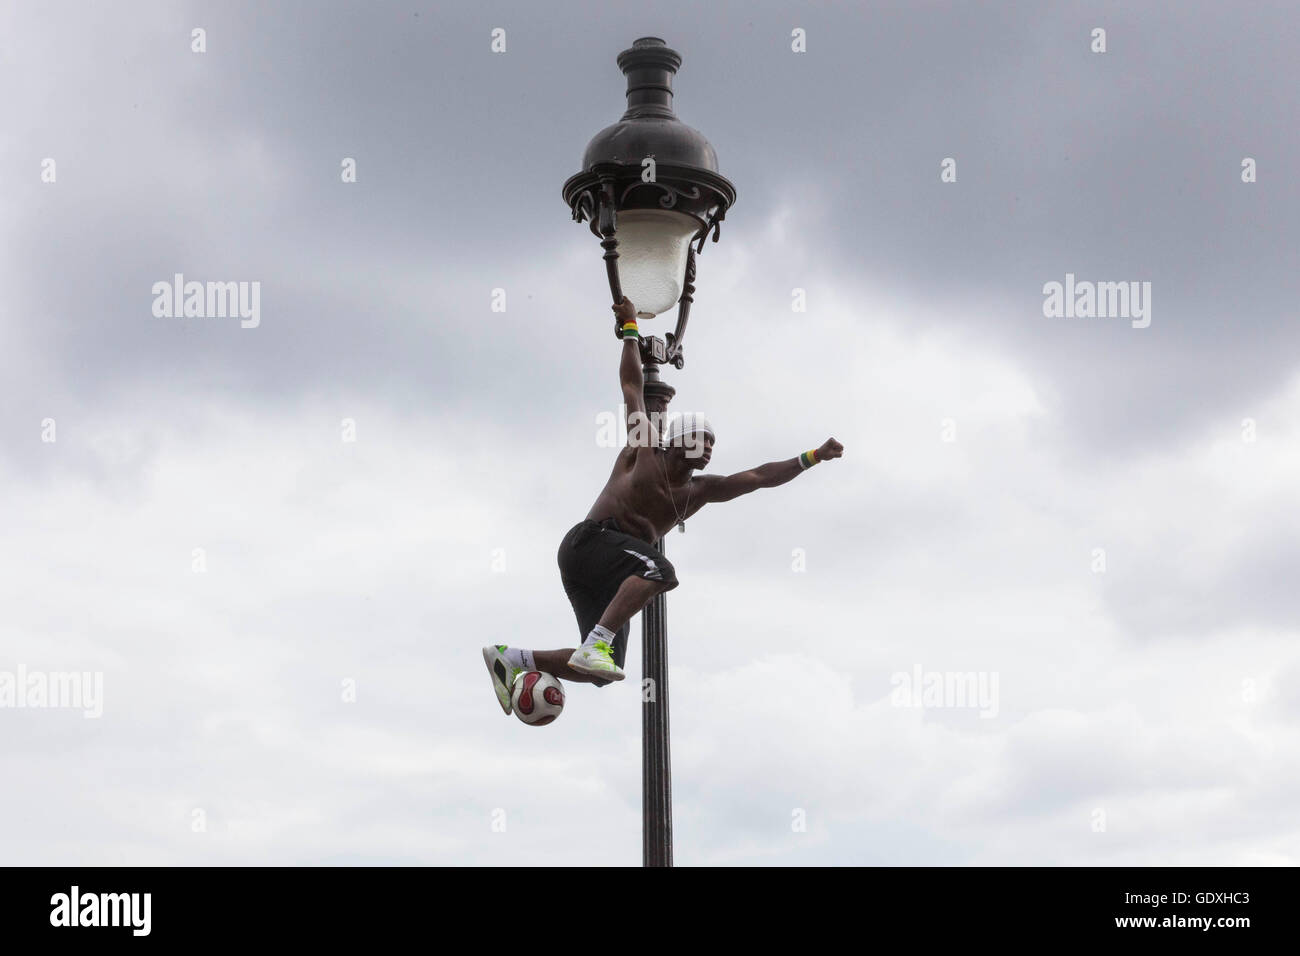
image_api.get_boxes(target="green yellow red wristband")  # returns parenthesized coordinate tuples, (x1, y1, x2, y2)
(620, 322, 640, 340)
(799, 449, 819, 469)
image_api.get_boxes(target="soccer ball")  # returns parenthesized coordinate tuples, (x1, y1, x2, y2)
(511, 671, 565, 726)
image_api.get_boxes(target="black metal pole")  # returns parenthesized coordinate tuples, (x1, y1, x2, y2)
(641, 543, 672, 866)
(642, 367, 675, 867)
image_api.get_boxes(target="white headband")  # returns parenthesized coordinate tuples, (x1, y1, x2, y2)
(662, 412, 715, 448)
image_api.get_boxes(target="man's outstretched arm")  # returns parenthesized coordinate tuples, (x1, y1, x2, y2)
(697, 437, 844, 503)
(614, 297, 648, 439)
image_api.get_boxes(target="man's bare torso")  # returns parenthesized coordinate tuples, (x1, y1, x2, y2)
(586, 445, 701, 543)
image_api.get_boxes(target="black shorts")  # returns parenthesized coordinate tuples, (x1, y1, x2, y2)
(556, 518, 679, 686)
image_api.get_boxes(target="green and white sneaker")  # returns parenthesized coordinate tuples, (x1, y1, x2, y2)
(567, 640, 626, 681)
(483, 645, 524, 715)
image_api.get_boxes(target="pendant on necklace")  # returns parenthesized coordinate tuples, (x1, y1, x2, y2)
(678, 520, 686, 533)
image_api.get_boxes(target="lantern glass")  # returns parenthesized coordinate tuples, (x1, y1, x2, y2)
(614, 209, 700, 318)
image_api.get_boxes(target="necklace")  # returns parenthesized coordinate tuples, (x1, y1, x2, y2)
(659, 450, 692, 533)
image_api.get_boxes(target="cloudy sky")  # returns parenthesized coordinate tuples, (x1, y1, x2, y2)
(2, 0, 1297, 865)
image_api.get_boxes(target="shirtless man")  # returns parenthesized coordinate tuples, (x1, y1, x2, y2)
(483, 297, 843, 714)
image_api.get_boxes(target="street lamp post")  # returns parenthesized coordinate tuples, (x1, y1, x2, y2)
(640, 368, 675, 867)
(563, 36, 735, 867)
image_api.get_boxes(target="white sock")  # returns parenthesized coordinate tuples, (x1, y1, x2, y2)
(503, 647, 535, 671)
(583, 624, 616, 648)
